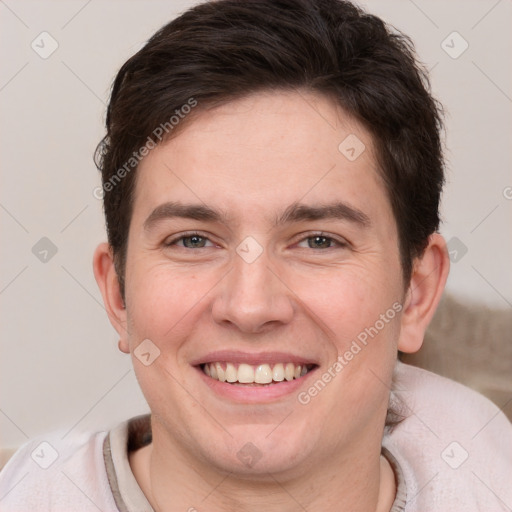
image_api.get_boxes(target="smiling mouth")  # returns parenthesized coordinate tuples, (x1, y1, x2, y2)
(201, 362, 317, 386)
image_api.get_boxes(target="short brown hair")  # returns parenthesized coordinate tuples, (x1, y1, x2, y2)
(95, 0, 444, 296)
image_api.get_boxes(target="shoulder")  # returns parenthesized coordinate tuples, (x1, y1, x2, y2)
(383, 361, 512, 511)
(0, 427, 118, 512)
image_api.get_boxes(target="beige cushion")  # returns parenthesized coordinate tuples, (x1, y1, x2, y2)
(0, 448, 16, 472)
(402, 293, 512, 422)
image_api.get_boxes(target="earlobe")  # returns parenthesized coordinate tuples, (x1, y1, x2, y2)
(93, 243, 130, 353)
(397, 233, 450, 354)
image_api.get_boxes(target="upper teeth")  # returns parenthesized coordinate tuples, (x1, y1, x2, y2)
(203, 362, 310, 384)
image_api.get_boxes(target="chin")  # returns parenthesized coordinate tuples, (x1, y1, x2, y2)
(203, 425, 316, 478)
(213, 448, 310, 479)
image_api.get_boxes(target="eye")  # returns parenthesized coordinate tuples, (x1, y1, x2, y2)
(296, 234, 347, 250)
(165, 233, 215, 249)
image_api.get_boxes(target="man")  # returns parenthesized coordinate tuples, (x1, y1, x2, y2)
(1, 0, 511, 510)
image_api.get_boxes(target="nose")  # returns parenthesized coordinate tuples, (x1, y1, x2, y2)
(211, 250, 294, 334)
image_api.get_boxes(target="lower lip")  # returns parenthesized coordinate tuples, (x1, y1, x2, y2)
(194, 365, 318, 403)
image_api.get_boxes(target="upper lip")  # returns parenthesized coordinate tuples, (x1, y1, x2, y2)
(190, 350, 319, 366)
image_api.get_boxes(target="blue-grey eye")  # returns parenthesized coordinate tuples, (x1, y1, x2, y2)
(181, 235, 208, 248)
(305, 235, 334, 249)
(296, 233, 348, 250)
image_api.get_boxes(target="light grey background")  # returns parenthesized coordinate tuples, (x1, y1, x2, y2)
(1, 0, 511, 450)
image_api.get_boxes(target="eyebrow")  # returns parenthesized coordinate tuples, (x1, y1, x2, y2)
(276, 201, 371, 227)
(143, 200, 371, 231)
(144, 202, 225, 231)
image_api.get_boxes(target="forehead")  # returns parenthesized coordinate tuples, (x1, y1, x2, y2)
(133, 90, 392, 231)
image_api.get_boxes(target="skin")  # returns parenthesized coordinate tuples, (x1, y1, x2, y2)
(94, 90, 449, 512)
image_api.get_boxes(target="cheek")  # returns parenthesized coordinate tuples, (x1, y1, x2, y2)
(123, 264, 210, 413)
(124, 261, 212, 346)
(302, 267, 401, 416)
(291, 262, 403, 345)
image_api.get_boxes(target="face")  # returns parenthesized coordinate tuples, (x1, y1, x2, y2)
(116, 91, 407, 477)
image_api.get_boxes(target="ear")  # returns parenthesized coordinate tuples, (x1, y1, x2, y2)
(398, 233, 450, 353)
(93, 243, 130, 353)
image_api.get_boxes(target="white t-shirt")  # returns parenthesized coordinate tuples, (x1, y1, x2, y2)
(1, 362, 511, 511)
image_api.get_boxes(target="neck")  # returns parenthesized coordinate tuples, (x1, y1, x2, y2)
(130, 424, 396, 512)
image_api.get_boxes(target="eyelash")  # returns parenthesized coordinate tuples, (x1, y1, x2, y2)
(296, 232, 348, 250)
(164, 231, 348, 250)
(164, 231, 216, 248)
